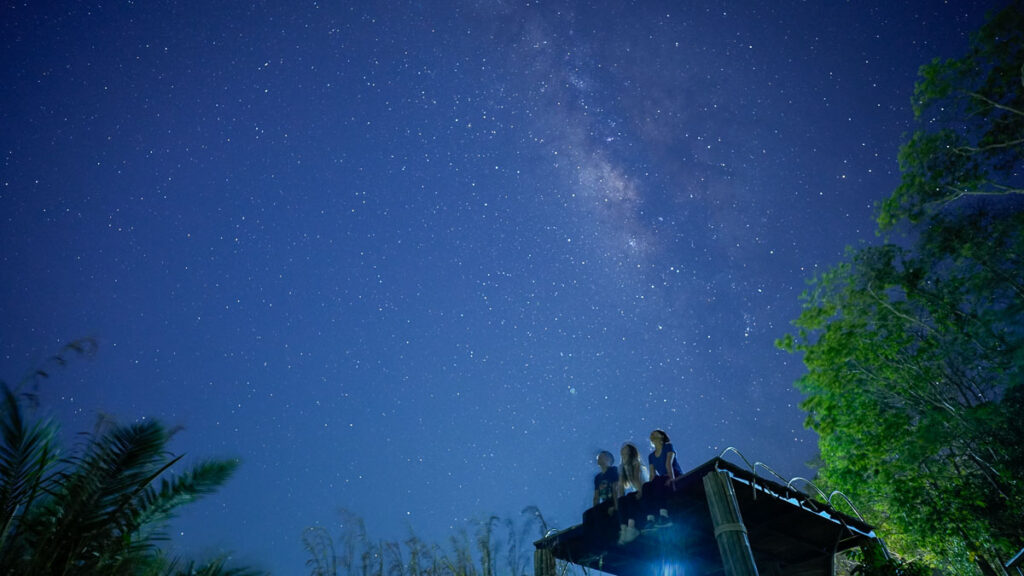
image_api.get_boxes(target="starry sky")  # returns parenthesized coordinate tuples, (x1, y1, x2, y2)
(0, 0, 1006, 573)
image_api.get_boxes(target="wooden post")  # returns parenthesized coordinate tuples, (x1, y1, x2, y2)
(703, 470, 759, 576)
(533, 548, 556, 576)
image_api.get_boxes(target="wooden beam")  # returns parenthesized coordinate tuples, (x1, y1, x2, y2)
(703, 470, 759, 576)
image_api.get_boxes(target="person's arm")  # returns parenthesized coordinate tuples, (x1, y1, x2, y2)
(593, 488, 600, 507)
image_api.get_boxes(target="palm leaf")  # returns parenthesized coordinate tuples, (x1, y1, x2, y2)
(124, 457, 240, 542)
(1, 340, 256, 575)
(23, 420, 173, 574)
(0, 383, 59, 563)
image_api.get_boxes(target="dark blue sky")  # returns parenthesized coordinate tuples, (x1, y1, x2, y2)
(0, 1, 1004, 573)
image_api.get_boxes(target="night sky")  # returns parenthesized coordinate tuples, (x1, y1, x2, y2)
(0, 1, 1005, 573)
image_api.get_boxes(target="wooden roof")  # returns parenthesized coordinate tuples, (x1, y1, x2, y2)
(534, 457, 877, 576)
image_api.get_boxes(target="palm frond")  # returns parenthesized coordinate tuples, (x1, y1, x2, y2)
(22, 420, 174, 574)
(87, 457, 241, 572)
(0, 383, 59, 561)
(126, 458, 240, 539)
(1, 342, 256, 575)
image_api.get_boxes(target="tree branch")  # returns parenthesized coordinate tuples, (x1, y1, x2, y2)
(865, 283, 936, 336)
(969, 92, 1024, 116)
(930, 184, 1024, 212)
(954, 138, 1024, 154)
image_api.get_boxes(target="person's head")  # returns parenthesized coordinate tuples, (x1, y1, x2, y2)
(597, 450, 614, 468)
(619, 443, 643, 488)
(649, 429, 670, 447)
(620, 443, 639, 465)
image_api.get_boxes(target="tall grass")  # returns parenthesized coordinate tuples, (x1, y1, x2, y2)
(304, 505, 575, 576)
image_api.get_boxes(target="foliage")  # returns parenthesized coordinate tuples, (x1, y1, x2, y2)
(780, 3, 1024, 575)
(303, 506, 568, 576)
(845, 542, 930, 576)
(879, 0, 1023, 230)
(0, 341, 261, 576)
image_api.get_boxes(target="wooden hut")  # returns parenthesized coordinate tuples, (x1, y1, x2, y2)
(534, 457, 877, 576)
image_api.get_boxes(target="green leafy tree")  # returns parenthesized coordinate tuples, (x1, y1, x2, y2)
(879, 0, 1023, 229)
(780, 3, 1024, 575)
(0, 341, 262, 576)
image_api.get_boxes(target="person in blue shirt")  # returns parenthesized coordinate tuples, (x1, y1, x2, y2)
(643, 429, 682, 528)
(648, 429, 683, 479)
